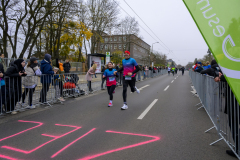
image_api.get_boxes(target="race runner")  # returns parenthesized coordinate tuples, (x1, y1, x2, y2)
(103, 62, 118, 107)
(118, 51, 140, 110)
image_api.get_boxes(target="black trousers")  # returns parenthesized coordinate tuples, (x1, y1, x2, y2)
(123, 77, 136, 102)
(6, 87, 21, 111)
(107, 85, 116, 100)
(0, 85, 7, 110)
(40, 83, 50, 103)
(22, 88, 36, 106)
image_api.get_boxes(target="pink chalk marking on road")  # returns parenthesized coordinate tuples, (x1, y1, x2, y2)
(0, 154, 20, 160)
(77, 130, 160, 160)
(51, 128, 96, 158)
(0, 120, 43, 142)
(1, 124, 81, 154)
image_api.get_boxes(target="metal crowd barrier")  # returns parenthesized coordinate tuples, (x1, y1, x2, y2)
(0, 70, 167, 116)
(189, 71, 240, 159)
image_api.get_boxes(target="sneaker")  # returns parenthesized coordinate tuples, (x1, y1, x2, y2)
(226, 150, 237, 158)
(108, 102, 113, 107)
(121, 104, 128, 110)
(59, 97, 65, 102)
(19, 102, 25, 106)
(26, 105, 36, 109)
(11, 111, 17, 115)
(135, 87, 140, 94)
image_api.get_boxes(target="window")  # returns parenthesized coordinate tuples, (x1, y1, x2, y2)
(123, 36, 126, 41)
(105, 38, 108, 42)
(110, 45, 113, 50)
(105, 44, 108, 50)
(119, 37, 122, 41)
(123, 44, 126, 49)
(114, 37, 117, 41)
(101, 45, 103, 50)
(109, 38, 112, 41)
(119, 44, 122, 49)
(114, 44, 117, 49)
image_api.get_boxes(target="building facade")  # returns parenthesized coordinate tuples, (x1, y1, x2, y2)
(96, 34, 150, 65)
(166, 59, 177, 67)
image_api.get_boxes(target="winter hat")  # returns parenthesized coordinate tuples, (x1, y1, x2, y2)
(198, 62, 202, 65)
(30, 56, 38, 63)
(44, 54, 51, 63)
(125, 51, 130, 55)
(211, 59, 217, 66)
(14, 59, 25, 71)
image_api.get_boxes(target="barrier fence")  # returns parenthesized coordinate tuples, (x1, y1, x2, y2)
(0, 69, 167, 116)
(189, 71, 240, 159)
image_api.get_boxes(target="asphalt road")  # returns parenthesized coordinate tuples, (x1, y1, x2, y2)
(0, 71, 235, 160)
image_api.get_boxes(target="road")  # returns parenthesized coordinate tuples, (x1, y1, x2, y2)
(0, 72, 235, 160)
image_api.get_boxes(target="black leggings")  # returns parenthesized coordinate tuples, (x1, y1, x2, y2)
(40, 83, 50, 103)
(22, 88, 36, 106)
(123, 77, 136, 102)
(107, 85, 116, 100)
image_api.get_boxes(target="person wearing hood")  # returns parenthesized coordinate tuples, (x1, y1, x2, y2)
(63, 59, 71, 73)
(39, 54, 56, 103)
(200, 60, 219, 77)
(5, 59, 27, 114)
(22, 57, 42, 109)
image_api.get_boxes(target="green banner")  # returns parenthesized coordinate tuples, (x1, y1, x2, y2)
(183, 0, 240, 104)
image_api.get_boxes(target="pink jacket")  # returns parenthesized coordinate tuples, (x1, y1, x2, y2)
(85, 68, 95, 81)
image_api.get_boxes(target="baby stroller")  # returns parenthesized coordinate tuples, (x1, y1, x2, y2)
(63, 74, 85, 98)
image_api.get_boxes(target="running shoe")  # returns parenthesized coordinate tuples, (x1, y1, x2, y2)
(121, 104, 128, 110)
(26, 105, 36, 109)
(108, 102, 113, 107)
(11, 111, 18, 115)
(135, 86, 140, 94)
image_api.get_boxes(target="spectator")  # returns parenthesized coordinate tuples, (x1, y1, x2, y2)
(0, 62, 6, 112)
(52, 59, 65, 102)
(39, 54, 55, 103)
(215, 72, 239, 158)
(58, 60, 64, 73)
(101, 65, 106, 90)
(63, 59, 71, 73)
(200, 60, 219, 77)
(202, 62, 208, 70)
(91, 61, 97, 78)
(0, 53, 7, 71)
(206, 61, 211, 69)
(193, 61, 198, 70)
(194, 62, 203, 73)
(86, 63, 97, 92)
(5, 59, 27, 114)
(22, 57, 42, 109)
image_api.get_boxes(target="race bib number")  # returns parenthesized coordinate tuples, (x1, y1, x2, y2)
(125, 76, 132, 80)
(109, 77, 115, 82)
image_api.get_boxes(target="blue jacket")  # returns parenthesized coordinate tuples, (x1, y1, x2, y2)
(40, 59, 54, 83)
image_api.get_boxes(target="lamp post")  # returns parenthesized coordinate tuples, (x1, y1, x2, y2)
(151, 42, 159, 66)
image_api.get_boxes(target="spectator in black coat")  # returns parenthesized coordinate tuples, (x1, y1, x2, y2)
(101, 65, 106, 89)
(200, 60, 219, 77)
(63, 59, 71, 73)
(5, 59, 27, 114)
(0, 63, 6, 112)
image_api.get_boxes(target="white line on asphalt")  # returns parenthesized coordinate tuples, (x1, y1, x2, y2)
(137, 99, 158, 120)
(171, 80, 174, 83)
(164, 85, 170, 91)
(139, 85, 150, 91)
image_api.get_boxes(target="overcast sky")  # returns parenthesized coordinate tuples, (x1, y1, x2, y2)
(117, 0, 208, 66)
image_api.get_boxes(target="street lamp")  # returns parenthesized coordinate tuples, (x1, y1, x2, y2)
(152, 42, 159, 53)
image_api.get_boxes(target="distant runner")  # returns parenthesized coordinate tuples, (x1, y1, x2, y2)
(118, 51, 140, 110)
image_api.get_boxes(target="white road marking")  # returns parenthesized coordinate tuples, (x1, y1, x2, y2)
(139, 85, 150, 91)
(171, 80, 174, 83)
(138, 99, 158, 120)
(164, 85, 170, 91)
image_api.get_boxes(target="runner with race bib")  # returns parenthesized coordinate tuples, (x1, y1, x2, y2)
(118, 51, 140, 110)
(103, 62, 118, 107)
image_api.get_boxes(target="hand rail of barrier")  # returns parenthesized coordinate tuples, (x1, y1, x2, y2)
(189, 71, 240, 159)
